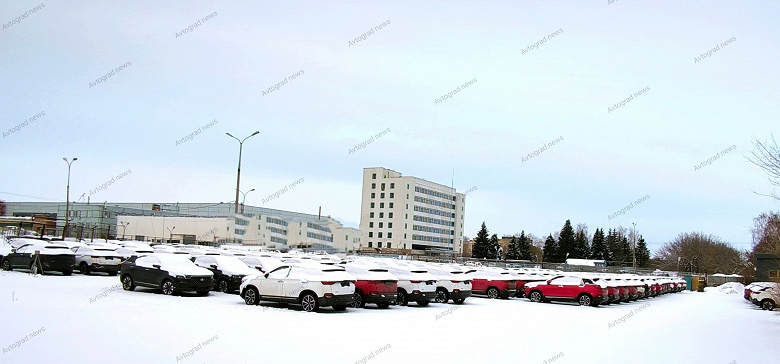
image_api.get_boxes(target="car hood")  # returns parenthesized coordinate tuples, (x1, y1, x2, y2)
(164, 265, 213, 276)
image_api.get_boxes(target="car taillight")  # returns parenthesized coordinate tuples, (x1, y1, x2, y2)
(321, 281, 337, 285)
(410, 280, 422, 284)
(453, 289, 460, 293)
(324, 293, 333, 298)
(412, 290, 420, 294)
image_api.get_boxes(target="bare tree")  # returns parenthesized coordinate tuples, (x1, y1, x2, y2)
(656, 232, 745, 274)
(746, 133, 780, 201)
(751, 212, 780, 254)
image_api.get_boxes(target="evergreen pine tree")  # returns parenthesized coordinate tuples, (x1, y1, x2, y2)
(486, 234, 500, 259)
(557, 219, 575, 262)
(506, 236, 521, 260)
(636, 235, 651, 268)
(617, 235, 633, 266)
(542, 234, 559, 263)
(573, 229, 590, 259)
(518, 230, 533, 261)
(472, 222, 490, 259)
(590, 228, 610, 260)
(605, 229, 621, 265)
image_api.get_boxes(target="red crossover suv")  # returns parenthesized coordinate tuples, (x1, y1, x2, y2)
(525, 275, 608, 307)
(465, 268, 517, 299)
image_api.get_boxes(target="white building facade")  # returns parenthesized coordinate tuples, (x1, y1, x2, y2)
(359, 167, 465, 253)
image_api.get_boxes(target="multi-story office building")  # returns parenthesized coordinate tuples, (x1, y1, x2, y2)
(359, 167, 466, 253)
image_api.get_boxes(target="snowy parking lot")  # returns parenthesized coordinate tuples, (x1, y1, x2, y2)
(1, 271, 778, 364)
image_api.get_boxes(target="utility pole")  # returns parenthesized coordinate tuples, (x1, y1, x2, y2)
(226, 131, 260, 214)
(632, 222, 637, 272)
(62, 157, 77, 238)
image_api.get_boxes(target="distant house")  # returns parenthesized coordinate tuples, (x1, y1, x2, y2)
(755, 253, 779, 282)
(566, 258, 606, 267)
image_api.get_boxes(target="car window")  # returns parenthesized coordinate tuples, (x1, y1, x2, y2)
(583, 278, 594, 284)
(267, 267, 290, 279)
(136, 256, 159, 268)
(550, 276, 582, 285)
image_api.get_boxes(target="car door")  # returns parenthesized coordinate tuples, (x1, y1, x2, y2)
(282, 266, 307, 298)
(134, 256, 159, 286)
(547, 276, 578, 298)
(261, 266, 290, 298)
(9, 245, 33, 268)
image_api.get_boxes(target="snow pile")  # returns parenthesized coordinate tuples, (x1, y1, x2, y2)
(704, 282, 745, 294)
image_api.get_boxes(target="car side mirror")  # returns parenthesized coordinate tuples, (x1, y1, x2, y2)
(210, 264, 218, 269)
(264, 273, 270, 279)
(153, 264, 161, 269)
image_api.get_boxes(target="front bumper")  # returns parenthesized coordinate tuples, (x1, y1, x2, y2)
(174, 276, 214, 292)
(408, 291, 437, 303)
(318, 293, 354, 307)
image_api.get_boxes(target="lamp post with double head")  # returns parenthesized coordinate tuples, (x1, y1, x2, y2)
(226, 131, 260, 214)
(62, 157, 77, 238)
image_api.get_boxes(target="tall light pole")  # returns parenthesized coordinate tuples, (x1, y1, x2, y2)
(167, 226, 176, 243)
(226, 131, 260, 214)
(119, 221, 130, 240)
(240, 188, 255, 214)
(62, 157, 77, 239)
(632, 222, 637, 272)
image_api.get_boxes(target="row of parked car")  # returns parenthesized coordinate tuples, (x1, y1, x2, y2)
(743, 282, 779, 311)
(0, 236, 688, 312)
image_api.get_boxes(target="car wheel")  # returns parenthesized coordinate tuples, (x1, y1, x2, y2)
(217, 278, 229, 293)
(487, 287, 500, 299)
(1, 260, 11, 271)
(62, 270, 72, 276)
(453, 298, 465, 304)
(578, 294, 592, 306)
(121, 275, 135, 291)
(396, 290, 408, 306)
(528, 291, 543, 303)
(332, 305, 347, 311)
(79, 263, 90, 275)
(350, 291, 366, 308)
(244, 287, 258, 305)
(377, 302, 391, 309)
(300, 293, 319, 312)
(161, 279, 175, 295)
(435, 288, 449, 303)
(417, 300, 430, 307)
(762, 299, 776, 311)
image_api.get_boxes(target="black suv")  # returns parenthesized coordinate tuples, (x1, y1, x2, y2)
(1, 241, 75, 276)
(192, 255, 258, 293)
(120, 254, 214, 295)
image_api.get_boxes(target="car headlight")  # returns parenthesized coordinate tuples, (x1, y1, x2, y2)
(175, 275, 186, 279)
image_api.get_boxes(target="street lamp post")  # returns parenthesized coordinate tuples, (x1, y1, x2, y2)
(119, 221, 130, 240)
(167, 226, 176, 243)
(240, 188, 255, 214)
(632, 222, 637, 272)
(226, 131, 260, 214)
(62, 157, 77, 238)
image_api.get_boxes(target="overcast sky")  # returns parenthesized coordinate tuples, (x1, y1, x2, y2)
(1, 1, 778, 254)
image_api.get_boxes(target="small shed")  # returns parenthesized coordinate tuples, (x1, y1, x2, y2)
(565, 259, 607, 267)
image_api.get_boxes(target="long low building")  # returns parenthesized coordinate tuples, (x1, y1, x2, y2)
(3, 202, 362, 253)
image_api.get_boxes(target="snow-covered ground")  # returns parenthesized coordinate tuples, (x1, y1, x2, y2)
(1, 271, 778, 364)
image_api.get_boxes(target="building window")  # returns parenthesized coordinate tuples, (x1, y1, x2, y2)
(370, 203, 375, 208)
(404, 234, 406, 239)
(370, 212, 374, 218)
(380, 193, 385, 198)
(379, 212, 384, 218)
(406, 194, 409, 199)
(380, 203, 384, 208)
(387, 233, 393, 238)
(368, 241, 372, 247)
(390, 183, 395, 189)
(387, 243, 391, 248)
(388, 222, 393, 228)
(381, 183, 385, 191)
(371, 183, 376, 189)
(379, 222, 383, 228)
(368, 232, 373, 238)
(378, 242, 382, 248)
(407, 184, 410, 189)
(770, 270, 780, 279)
(372, 173, 376, 179)
(369, 222, 374, 228)
(389, 203, 394, 208)
(371, 193, 375, 198)
(389, 193, 394, 198)
(378, 232, 383, 238)
(389, 213, 393, 218)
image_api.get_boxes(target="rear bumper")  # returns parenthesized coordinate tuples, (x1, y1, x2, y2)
(408, 291, 437, 303)
(365, 292, 397, 304)
(89, 264, 120, 273)
(318, 293, 354, 307)
(449, 290, 472, 301)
